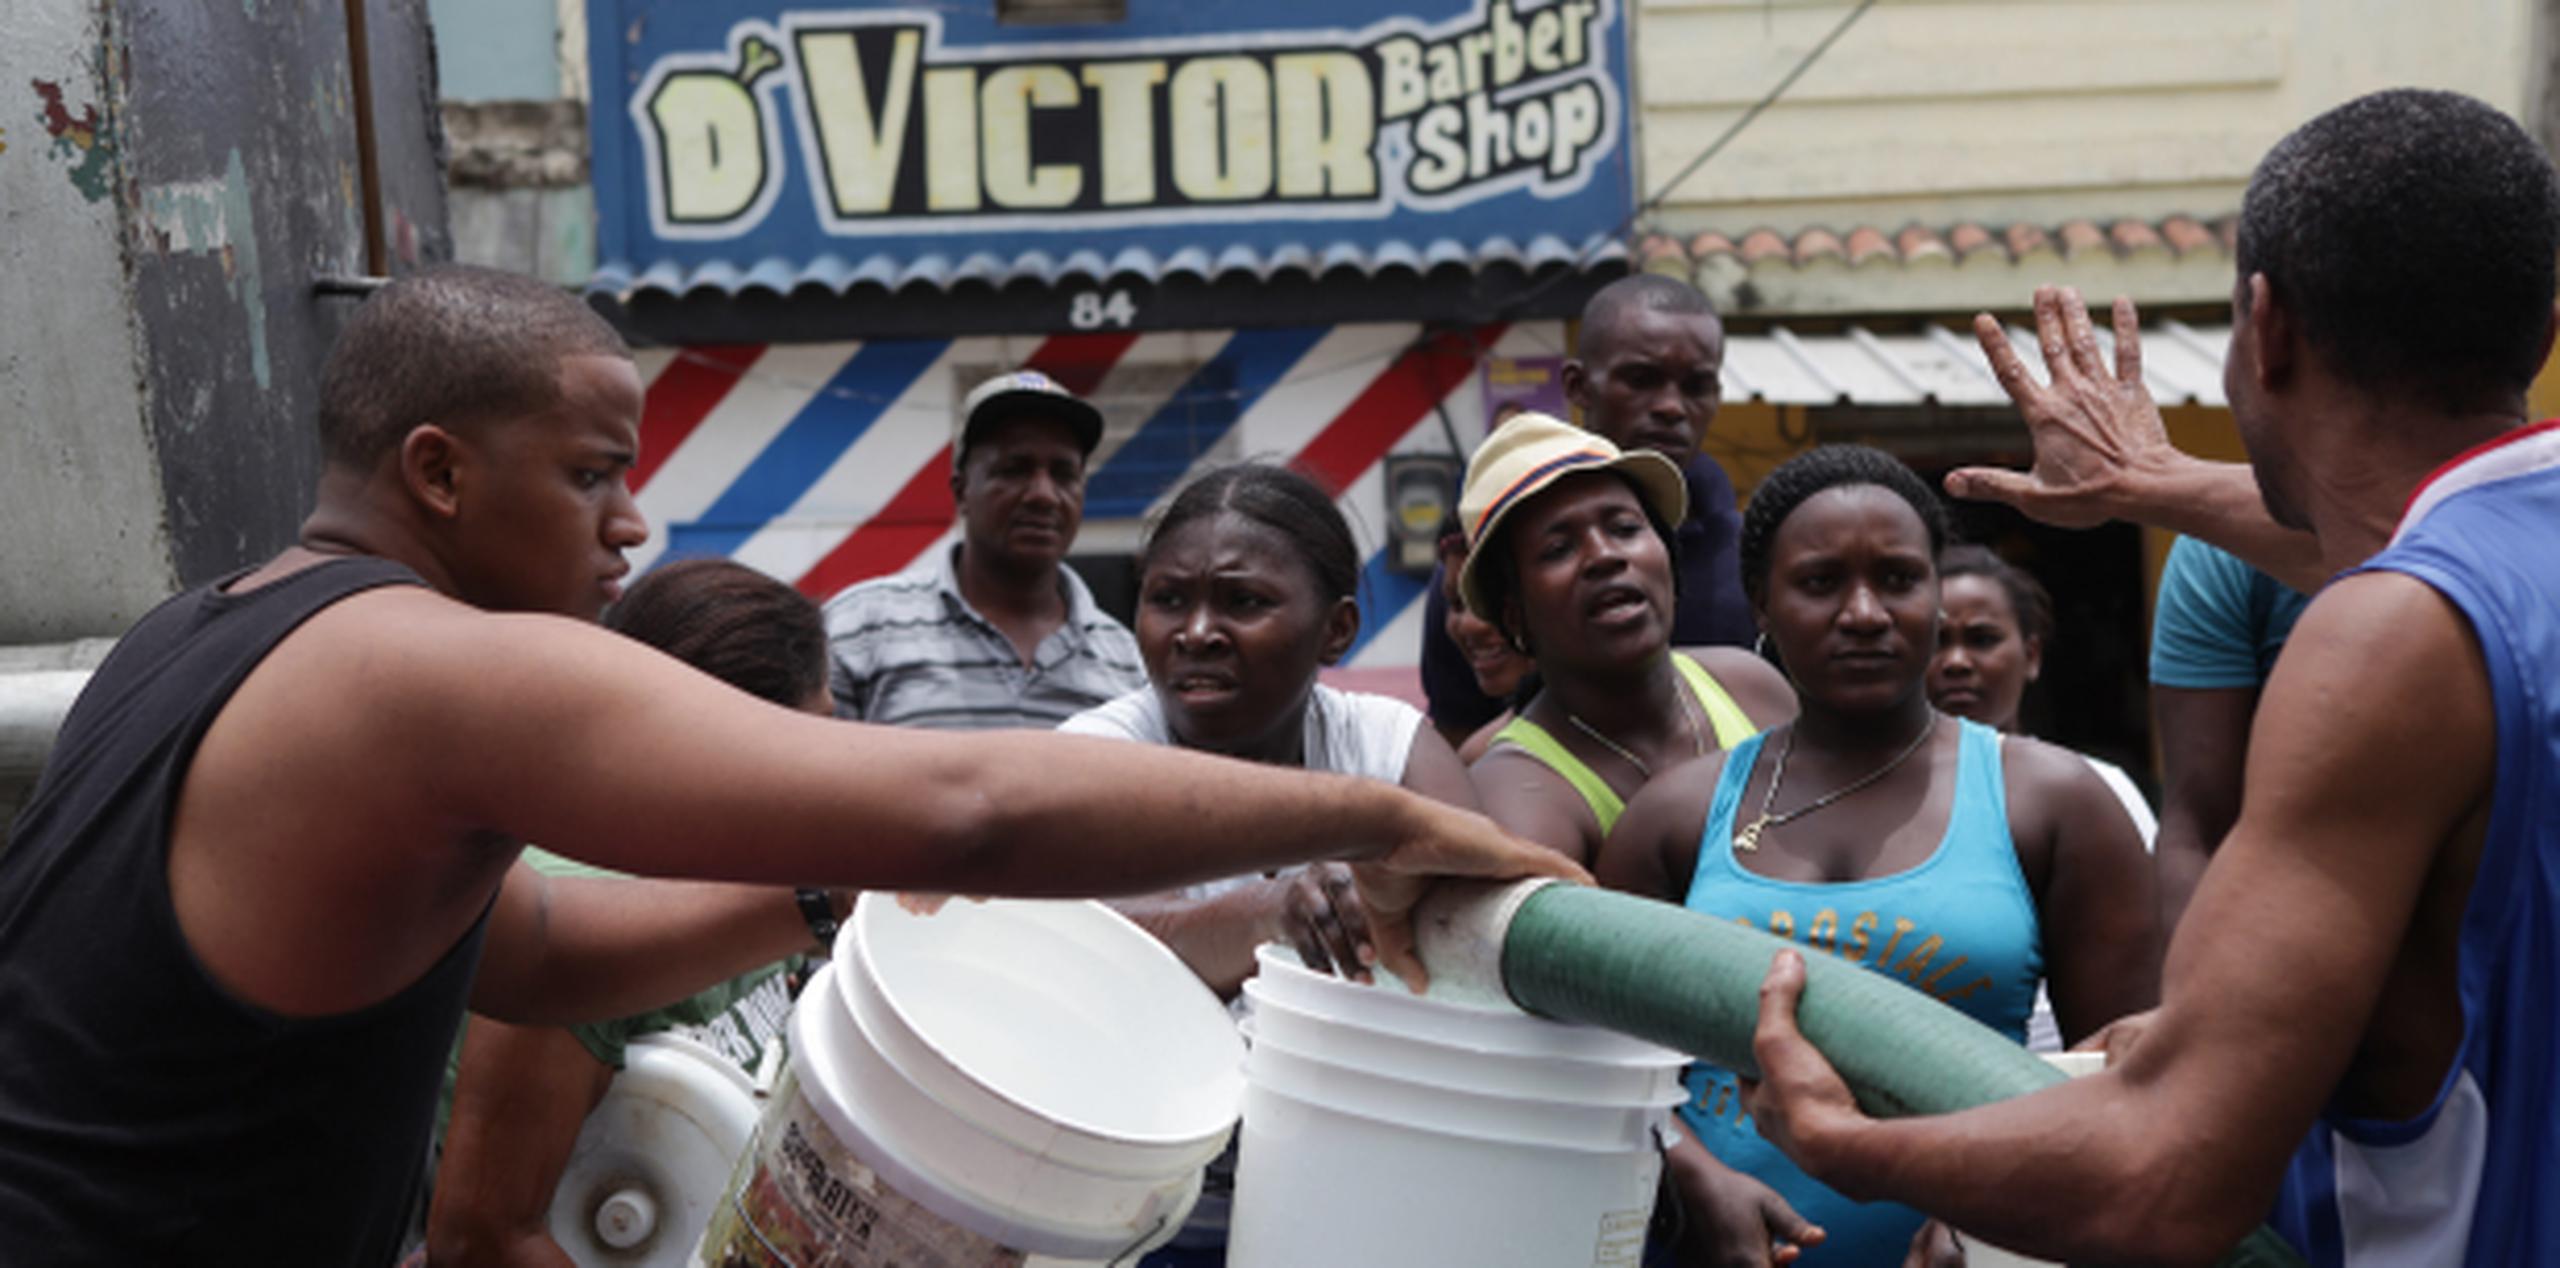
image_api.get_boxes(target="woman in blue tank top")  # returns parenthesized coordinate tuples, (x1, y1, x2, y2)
(1598, 446, 2160, 1266)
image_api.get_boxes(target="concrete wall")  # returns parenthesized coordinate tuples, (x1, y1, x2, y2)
(1, 5, 181, 643)
(427, 0, 594, 282)
(0, 0, 450, 643)
(1636, 0, 2535, 234)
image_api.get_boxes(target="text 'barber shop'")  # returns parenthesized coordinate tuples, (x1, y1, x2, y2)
(632, 0, 1624, 238)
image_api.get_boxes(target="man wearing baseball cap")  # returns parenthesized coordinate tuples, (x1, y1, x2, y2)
(822, 369, 1144, 729)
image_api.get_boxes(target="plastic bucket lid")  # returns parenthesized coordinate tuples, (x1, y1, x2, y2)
(790, 964, 1207, 1260)
(1241, 1032, 1677, 1154)
(1241, 980, 1683, 1102)
(1248, 944, 1683, 1066)
(835, 895, 1244, 1176)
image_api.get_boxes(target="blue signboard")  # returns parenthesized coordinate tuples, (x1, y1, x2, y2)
(589, 0, 1634, 297)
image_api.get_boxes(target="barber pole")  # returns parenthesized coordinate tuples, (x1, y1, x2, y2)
(624, 321, 1568, 676)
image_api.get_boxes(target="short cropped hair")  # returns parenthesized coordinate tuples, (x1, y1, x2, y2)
(605, 558, 827, 709)
(317, 265, 628, 471)
(1578, 273, 1717, 355)
(1739, 446, 1949, 603)
(2237, 89, 2560, 412)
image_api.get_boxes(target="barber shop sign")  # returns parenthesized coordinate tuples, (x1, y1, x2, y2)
(591, 0, 1633, 267)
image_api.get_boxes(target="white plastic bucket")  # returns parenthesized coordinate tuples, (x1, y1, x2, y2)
(1242, 981, 1686, 1106)
(1227, 947, 1685, 1268)
(693, 895, 1246, 1266)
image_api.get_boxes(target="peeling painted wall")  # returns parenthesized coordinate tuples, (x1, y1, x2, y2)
(0, 0, 450, 640)
(124, 0, 381, 590)
(0, 5, 177, 643)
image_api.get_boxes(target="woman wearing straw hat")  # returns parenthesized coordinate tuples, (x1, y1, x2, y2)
(1457, 413, 1809, 1265)
(1457, 413, 1795, 871)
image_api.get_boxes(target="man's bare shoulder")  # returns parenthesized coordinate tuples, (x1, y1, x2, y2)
(2275, 569, 2479, 688)
(264, 585, 625, 697)
(2241, 568, 2493, 842)
(205, 585, 659, 823)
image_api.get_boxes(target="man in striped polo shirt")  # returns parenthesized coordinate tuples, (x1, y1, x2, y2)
(823, 370, 1144, 729)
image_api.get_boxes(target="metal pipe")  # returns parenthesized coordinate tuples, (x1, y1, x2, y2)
(1, 671, 92, 789)
(343, 0, 387, 277)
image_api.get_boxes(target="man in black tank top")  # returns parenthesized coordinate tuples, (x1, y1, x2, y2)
(0, 266, 1577, 1265)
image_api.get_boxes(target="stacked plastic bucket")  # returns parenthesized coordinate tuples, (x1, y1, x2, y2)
(696, 895, 1245, 1266)
(1229, 946, 1689, 1267)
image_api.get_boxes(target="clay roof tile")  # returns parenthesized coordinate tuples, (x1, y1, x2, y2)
(1793, 228, 1847, 266)
(1894, 224, 1954, 265)
(2159, 215, 2214, 255)
(1739, 229, 1792, 265)
(2109, 219, 2165, 254)
(2005, 223, 2056, 258)
(1636, 233, 1689, 268)
(2057, 220, 2108, 258)
(1687, 231, 1741, 261)
(1844, 226, 1894, 265)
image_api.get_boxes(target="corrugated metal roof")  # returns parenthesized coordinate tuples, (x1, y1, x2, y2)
(1723, 320, 2229, 407)
(591, 233, 1629, 300)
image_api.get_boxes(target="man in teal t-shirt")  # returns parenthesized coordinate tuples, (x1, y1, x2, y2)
(2151, 535, 2312, 929)
(514, 847, 803, 1076)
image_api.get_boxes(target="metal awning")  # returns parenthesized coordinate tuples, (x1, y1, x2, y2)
(593, 234, 1628, 300)
(1723, 320, 2229, 408)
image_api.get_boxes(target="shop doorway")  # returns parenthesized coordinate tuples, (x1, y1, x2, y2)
(1915, 468, 2154, 791)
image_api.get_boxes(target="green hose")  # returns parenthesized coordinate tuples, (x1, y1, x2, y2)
(1495, 883, 2305, 1268)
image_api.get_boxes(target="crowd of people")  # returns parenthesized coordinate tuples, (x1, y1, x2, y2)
(0, 84, 2555, 1268)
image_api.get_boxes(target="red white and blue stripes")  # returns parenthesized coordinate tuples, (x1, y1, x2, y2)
(626, 321, 1567, 670)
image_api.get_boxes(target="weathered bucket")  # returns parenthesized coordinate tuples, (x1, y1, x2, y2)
(693, 895, 1245, 1266)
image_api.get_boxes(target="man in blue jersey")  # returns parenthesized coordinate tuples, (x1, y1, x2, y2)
(1735, 89, 2560, 1265)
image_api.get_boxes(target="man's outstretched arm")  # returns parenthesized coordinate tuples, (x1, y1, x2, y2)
(1950, 286, 2329, 592)
(388, 596, 1584, 993)
(1738, 571, 2493, 1265)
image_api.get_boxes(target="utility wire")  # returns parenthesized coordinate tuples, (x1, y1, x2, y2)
(1481, 0, 1883, 321)
(1634, 0, 1879, 219)
(627, 5, 1883, 444)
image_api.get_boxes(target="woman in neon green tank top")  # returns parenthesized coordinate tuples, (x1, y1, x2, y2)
(1453, 413, 1796, 870)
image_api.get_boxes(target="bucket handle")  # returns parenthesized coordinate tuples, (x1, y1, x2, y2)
(1103, 1212, 1171, 1267)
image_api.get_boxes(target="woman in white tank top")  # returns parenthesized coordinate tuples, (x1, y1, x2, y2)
(1058, 462, 1478, 997)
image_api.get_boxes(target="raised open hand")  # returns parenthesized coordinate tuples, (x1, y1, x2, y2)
(1946, 287, 2186, 529)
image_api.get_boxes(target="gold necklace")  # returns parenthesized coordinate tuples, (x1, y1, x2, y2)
(1565, 683, 1707, 779)
(1734, 713, 1939, 853)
